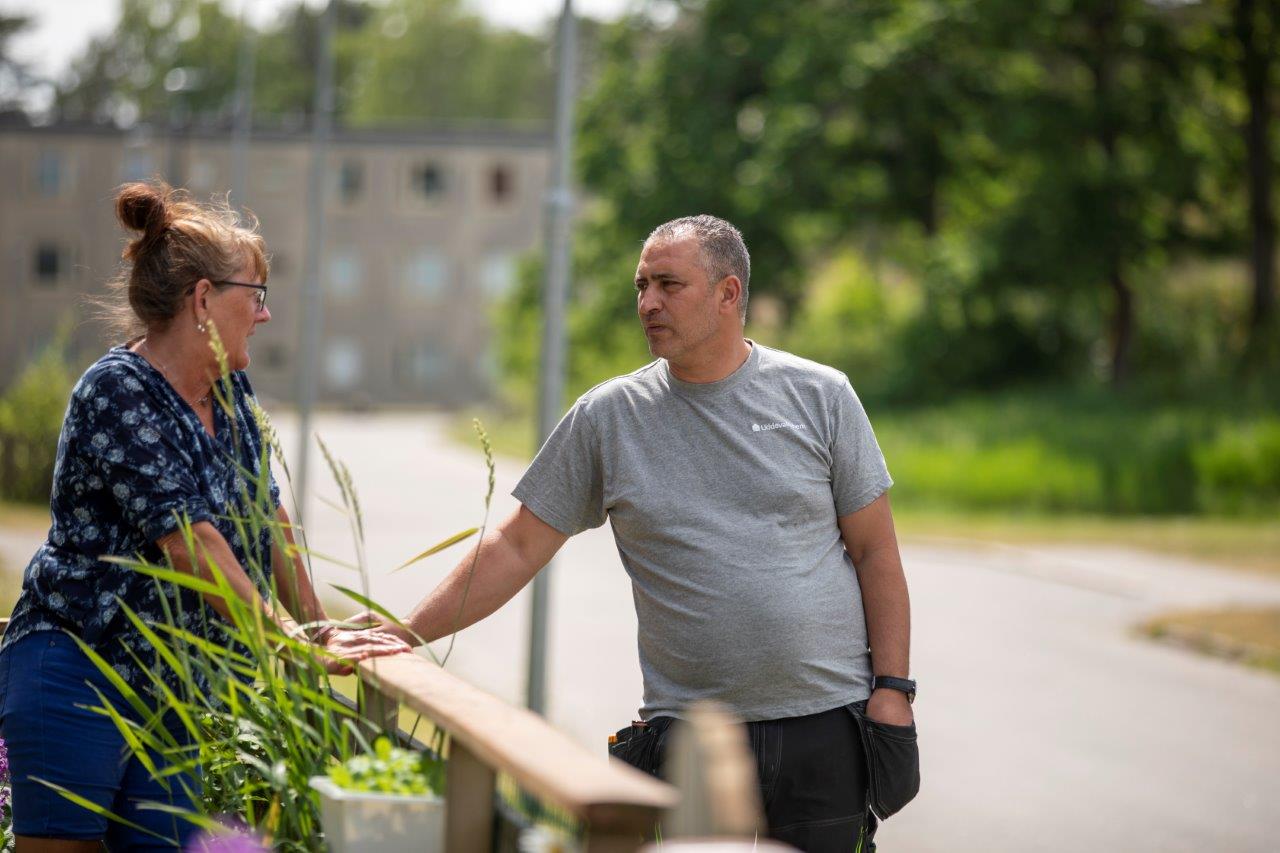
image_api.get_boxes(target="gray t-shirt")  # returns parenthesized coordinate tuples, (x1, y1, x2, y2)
(513, 342, 893, 721)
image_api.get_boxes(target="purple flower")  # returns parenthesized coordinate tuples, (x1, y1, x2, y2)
(183, 818, 268, 853)
(0, 736, 10, 812)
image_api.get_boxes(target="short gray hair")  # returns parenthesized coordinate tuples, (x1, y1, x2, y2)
(645, 214, 751, 321)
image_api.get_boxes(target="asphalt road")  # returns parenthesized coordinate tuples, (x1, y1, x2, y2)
(4, 410, 1278, 851)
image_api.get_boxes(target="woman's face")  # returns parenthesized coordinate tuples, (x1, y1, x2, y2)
(205, 262, 270, 372)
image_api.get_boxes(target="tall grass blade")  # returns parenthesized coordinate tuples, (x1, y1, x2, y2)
(393, 528, 478, 572)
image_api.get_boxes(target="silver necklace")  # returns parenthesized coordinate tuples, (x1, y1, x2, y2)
(139, 340, 212, 407)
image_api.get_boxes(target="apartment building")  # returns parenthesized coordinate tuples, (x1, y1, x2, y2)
(0, 115, 550, 407)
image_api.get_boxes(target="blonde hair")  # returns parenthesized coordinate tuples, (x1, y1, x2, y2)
(98, 181, 269, 339)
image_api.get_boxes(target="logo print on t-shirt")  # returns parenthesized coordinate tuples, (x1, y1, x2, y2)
(751, 421, 806, 433)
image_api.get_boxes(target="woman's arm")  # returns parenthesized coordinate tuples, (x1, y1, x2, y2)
(157, 520, 408, 671)
(271, 504, 329, 637)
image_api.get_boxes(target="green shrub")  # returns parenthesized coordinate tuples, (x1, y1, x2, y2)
(882, 435, 1103, 513)
(0, 336, 76, 504)
(873, 393, 1278, 517)
(1194, 422, 1280, 516)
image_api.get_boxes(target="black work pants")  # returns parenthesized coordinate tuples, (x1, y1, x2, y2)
(611, 703, 889, 852)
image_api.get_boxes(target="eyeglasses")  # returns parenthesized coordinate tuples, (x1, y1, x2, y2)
(188, 280, 269, 311)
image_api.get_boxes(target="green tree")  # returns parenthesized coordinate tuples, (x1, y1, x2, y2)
(53, 0, 374, 124)
(55, 0, 246, 123)
(576, 1, 998, 323)
(0, 12, 35, 110)
(53, 0, 563, 128)
(970, 0, 1218, 386)
(1230, 0, 1277, 359)
(346, 0, 553, 125)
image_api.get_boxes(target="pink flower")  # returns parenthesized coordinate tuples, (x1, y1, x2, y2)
(184, 819, 268, 853)
(0, 736, 10, 812)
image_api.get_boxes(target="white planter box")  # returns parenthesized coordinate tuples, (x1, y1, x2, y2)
(310, 775, 445, 853)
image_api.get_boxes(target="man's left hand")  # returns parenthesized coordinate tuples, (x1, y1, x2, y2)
(866, 687, 914, 726)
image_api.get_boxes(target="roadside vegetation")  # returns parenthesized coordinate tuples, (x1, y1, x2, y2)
(1141, 608, 1280, 675)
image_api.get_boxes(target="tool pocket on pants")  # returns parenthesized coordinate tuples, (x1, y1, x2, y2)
(849, 701, 920, 820)
(608, 719, 672, 779)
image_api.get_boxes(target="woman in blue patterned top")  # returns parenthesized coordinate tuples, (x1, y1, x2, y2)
(0, 182, 409, 851)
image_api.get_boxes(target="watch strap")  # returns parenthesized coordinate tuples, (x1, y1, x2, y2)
(872, 675, 917, 702)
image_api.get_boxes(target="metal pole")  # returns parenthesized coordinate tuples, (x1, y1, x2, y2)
(293, 0, 336, 523)
(526, 0, 577, 715)
(229, 0, 256, 211)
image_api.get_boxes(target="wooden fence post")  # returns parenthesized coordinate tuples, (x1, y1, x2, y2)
(661, 701, 765, 840)
(357, 663, 399, 738)
(446, 738, 496, 852)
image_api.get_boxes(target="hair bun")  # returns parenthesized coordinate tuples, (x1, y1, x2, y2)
(116, 182, 172, 260)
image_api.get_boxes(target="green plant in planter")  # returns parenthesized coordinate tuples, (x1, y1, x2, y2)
(328, 736, 444, 797)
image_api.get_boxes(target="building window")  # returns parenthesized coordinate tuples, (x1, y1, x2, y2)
(403, 250, 449, 299)
(324, 338, 362, 390)
(33, 243, 66, 284)
(325, 248, 360, 298)
(36, 151, 65, 197)
(410, 162, 446, 200)
(395, 342, 446, 387)
(489, 165, 513, 202)
(336, 159, 363, 204)
(478, 253, 517, 299)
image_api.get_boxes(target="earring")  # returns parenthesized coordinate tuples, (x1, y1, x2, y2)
(197, 322, 207, 333)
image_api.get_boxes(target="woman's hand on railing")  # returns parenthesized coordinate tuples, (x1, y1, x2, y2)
(317, 627, 412, 675)
(347, 609, 418, 647)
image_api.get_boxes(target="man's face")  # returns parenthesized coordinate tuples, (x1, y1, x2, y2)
(634, 236, 722, 362)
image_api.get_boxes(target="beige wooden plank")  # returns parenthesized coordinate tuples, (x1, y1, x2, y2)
(445, 739, 496, 853)
(357, 654, 677, 820)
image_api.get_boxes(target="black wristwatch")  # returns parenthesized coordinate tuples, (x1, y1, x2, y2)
(872, 675, 917, 704)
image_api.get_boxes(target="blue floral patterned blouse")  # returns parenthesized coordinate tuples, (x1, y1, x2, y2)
(1, 346, 280, 695)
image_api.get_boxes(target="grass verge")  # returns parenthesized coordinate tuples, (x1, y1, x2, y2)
(0, 501, 50, 532)
(894, 509, 1280, 577)
(1140, 607, 1280, 675)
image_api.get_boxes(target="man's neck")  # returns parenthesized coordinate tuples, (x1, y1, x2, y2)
(668, 336, 752, 384)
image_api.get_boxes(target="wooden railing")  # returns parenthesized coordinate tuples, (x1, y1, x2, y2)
(355, 652, 677, 852)
(0, 616, 779, 851)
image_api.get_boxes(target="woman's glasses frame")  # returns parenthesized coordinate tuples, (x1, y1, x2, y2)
(188, 280, 269, 311)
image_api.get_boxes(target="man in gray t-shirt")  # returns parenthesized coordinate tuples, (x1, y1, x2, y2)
(513, 340, 892, 722)
(368, 215, 916, 851)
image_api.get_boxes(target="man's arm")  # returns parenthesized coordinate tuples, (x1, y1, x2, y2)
(381, 504, 569, 646)
(837, 492, 913, 726)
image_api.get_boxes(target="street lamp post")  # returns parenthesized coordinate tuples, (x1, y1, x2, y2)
(526, 0, 578, 716)
(293, 0, 337, 523)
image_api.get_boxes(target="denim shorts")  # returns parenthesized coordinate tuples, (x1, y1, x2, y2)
(0, 630, 198, 849)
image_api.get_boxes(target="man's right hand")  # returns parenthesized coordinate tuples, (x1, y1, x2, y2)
(346, 610, 418, 647)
